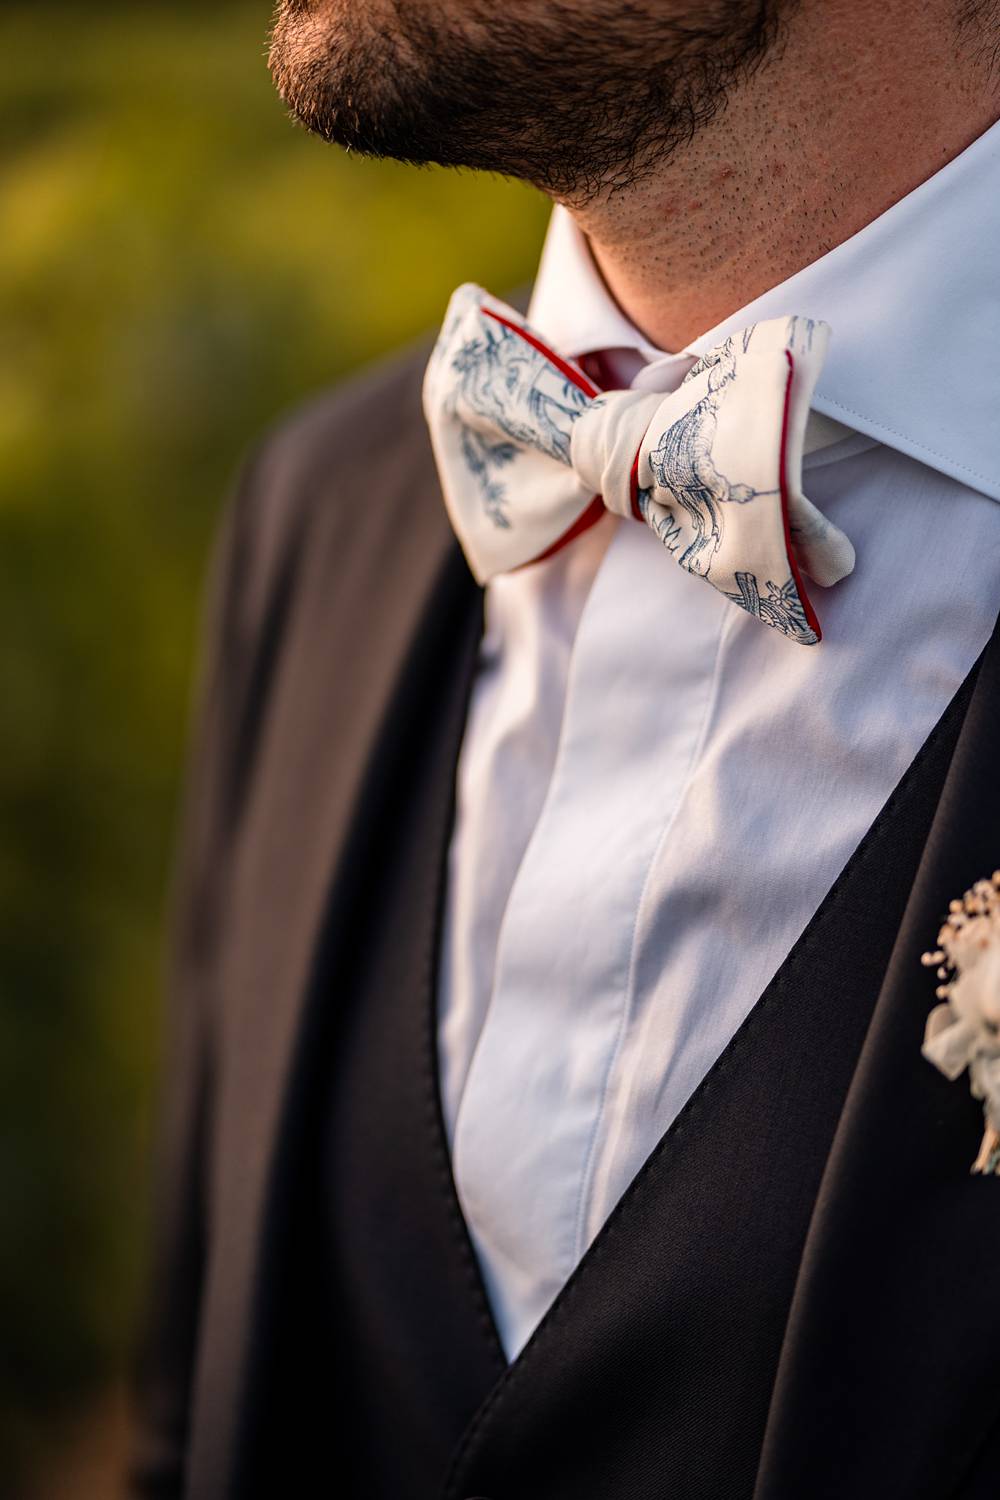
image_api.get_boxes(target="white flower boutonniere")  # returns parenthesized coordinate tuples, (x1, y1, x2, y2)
(922, 871, 1000, 1175)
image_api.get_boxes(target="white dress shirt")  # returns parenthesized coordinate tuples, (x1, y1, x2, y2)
(436, 119, 1000, 1361)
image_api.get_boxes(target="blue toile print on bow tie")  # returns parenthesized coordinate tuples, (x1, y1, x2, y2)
(423, 284, 856, 644)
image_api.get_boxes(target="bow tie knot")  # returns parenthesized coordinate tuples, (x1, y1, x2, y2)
(424, 284, 855, 645)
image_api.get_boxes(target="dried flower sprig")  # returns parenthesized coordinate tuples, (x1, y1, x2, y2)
(921, 871, 1000, 1174)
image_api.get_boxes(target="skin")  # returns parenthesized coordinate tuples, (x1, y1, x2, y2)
(582, 1, 1000, 348)
(269, 0, 1000, 350)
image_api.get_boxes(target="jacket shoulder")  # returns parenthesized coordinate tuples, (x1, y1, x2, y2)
(263, 336, 434, 486)
(233, 284, 524, 575)
(247, 335, 438, 546)
(222, 334, 451, 650)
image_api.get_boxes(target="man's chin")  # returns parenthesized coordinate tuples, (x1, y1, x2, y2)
(268, 0, 360, 137)
(266, 0, 784, 199)
(268, 0, 463, 164)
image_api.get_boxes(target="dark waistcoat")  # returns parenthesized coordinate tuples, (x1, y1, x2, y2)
(131, 342, 1000, 1500)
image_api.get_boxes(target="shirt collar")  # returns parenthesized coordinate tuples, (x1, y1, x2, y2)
(528, 117, 1000, 501)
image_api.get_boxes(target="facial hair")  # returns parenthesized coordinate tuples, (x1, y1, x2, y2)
(268, 0, 790, 205)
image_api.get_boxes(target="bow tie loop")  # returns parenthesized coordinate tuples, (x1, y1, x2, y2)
(424, 283, 855, 645)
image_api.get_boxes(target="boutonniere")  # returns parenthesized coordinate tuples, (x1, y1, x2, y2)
(922, 871, 1000, 1175)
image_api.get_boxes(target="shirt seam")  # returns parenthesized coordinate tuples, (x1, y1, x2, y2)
(816, 394, 995, 488)
(448, 523, 621, 1287)
(570, 600, 732, 1266)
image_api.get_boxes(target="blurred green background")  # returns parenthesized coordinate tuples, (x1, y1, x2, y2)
(0, 2, 548, 1491)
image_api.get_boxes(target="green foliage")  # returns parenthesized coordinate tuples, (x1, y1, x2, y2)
(0, 0, 548, 1475)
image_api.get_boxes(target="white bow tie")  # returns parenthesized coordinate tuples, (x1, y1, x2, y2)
(423, 284, 855, 645)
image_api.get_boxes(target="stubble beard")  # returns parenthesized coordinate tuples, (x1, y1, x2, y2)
(268, 0, 789, 206)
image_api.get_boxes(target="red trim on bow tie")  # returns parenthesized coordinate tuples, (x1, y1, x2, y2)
(628, 449, 644, 522)
(481, 308, 602, 399)
(525, 496, 608, 567)
(780, 351, 822, 643)
(483, 306, 610, 569)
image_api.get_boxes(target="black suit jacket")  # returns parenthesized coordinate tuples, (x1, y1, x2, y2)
(129, 337, 1000, 1499)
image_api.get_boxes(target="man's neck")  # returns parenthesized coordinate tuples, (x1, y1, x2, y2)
(564, 0, 1000, 352)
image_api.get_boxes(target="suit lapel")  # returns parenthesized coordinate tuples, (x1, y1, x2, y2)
(187, 400, 484, 1496)
(753, 619, 1000, 1500)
